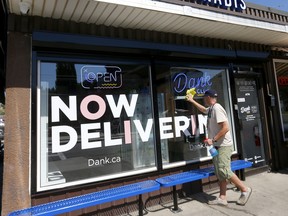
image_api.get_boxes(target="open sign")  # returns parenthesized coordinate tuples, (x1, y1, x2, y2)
(81, 65, 122, 89)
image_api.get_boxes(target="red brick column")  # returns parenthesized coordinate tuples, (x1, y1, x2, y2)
(1, 32, 31, 215)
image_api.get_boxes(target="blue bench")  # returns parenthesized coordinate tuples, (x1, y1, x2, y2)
(8, 180, 160, 216)
(156, 171, 209, 212)
(156, 160, 252, 212)
(193, 160, 253, 176)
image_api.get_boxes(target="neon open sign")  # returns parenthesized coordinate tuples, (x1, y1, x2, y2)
(81, 65, 122, 89)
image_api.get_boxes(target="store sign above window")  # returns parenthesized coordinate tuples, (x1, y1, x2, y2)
(197, 0, 247, 12)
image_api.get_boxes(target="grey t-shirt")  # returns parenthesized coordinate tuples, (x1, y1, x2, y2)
(206, 103, 233, 147)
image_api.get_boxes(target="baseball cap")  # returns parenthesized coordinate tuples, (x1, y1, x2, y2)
(204, 89, 218, 97)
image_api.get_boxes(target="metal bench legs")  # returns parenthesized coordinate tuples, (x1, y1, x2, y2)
(171, 185, 182, 213)
(139, 194, 144, 216)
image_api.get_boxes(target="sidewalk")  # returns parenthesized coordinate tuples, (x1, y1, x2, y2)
(145, 169, 288, 216)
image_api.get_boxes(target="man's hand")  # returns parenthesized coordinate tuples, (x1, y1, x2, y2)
(204, 138, 213, 146)
(185, 88, 207, 113)
(186, 88, 196, 102)
(186, 93, 195, 102)
(186, 88, 196, 97)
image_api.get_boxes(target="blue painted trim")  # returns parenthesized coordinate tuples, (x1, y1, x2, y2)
(236, 50, 269, 59)
(32, 31, 269, 59)
(32, 31, 236, 57)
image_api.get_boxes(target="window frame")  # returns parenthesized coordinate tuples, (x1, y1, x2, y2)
(273, 59, 288, 141)
(31, 51, 238, 193)
(34, 53, 158, 192)
(153, 61, 237, 169)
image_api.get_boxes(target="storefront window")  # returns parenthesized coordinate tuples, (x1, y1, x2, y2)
(155, 65, 235, 167)
(37, 58, 157, 191)
(36, 54, 237, 191)
(274, 60, 288, 141)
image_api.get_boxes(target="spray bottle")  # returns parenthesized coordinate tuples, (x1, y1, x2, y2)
(204, 138, 218, 157)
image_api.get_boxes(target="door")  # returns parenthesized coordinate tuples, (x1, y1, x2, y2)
(233, 74, 266, 167)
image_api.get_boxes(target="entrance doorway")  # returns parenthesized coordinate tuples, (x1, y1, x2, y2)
(233, 74, 266, 168)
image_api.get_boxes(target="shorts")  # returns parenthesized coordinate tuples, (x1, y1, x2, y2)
(212, 146, 234, 181)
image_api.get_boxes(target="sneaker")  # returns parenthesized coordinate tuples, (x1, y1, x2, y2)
(237, 187, 252, 205)
(208, 197, 228, 206)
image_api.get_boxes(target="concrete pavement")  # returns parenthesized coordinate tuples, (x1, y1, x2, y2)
(144, 169, 288, 216)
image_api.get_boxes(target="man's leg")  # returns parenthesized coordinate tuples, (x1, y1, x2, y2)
(208, 180, 228, 206)
(219, 180, 228, 200)
(229, 173, 247, 192)
(208, 147, 230, 206)
(229, 173, 252, 205)
(214, 146, 233, 201)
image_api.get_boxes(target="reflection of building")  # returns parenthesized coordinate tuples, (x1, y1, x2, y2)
(55, 63, 77, 93)
(1, 1, 288, 215)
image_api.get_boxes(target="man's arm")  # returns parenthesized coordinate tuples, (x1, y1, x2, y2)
(186, 94, 207, 113)
(213, 121, 229, 142)
(204, 121, 229, 145)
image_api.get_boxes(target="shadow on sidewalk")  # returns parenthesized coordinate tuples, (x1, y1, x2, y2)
(275, 168, 288, 175)
(145, 193, 196, 213)
(190, 186, 240, 205)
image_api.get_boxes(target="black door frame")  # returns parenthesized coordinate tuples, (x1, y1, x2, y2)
(229, 67, 271, 175)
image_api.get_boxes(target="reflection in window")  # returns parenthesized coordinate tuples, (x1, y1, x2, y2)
(38, 59, 156, 191)
(155, 65, 235, 167)
(274, 60, 288, 140)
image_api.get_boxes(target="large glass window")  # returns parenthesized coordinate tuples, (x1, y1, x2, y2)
(37, 57, 157, 191)
(274, 59, 288, 141)
(36, 53, 237, 191)
(155, 65, 236, 168)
